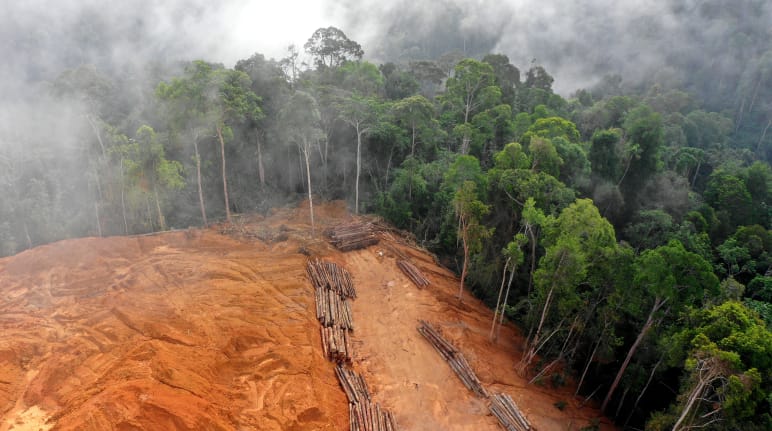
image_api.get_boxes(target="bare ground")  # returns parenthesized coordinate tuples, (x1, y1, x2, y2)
(0, 201, 615, 431)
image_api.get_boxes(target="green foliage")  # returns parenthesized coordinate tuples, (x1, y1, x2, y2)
(10, 32, 772, 431)
(623, 209, 675, 251)
(441, 58, 501, 123)
(304, 26, 364, 68)
(493, 142, 531, 170)
(589, 129, 622, 181)
(338, 61, 384, 96)
(528, 137, 563, 177)
(620, 105, 664, 211)
(632, 240, 719, 313)
(659, 302, 772, 430)
(704, 170, 754, 240)
(521, 116, 581, 146)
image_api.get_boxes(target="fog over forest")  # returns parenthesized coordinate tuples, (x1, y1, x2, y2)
(2, 2, 772, 429)
(4, 0, 771, 94)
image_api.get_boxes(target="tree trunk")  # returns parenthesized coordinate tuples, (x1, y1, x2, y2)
(256, 132, 265, 188)
(758, 119, 771, 154)
(384, 145, 394, 191)
(527, 226, 537, 295)
(287, 146, 293, 191)
(576, 334, 602, 396)
(460, 134, 471, 155)
(193, 140, 207, 226)
(615, 387, 629, 418)
(624, 357, 662, 428)
(92, 162, 104, 236)
(458, 220, 469, 300)
(302, 142, 315, 236)
(490, 258, 510, 340)
(94, 200, 102, 237)
(153, 187, 166, 231)
(691, 159, 701, 189)
(86, 115, 106, 158)
(216, 124, 231, 223)
(411, 124, 417, 156)
(355, 125, 362, 215)
(601, 300, 660, 412)
(672, 377, 710, 431)
(120, 158, 128, 234)
(145, 195, 154, 231)
(496, 263, 517, 340)
(525, 285, 554, 363)
(23, 221, 32, 249)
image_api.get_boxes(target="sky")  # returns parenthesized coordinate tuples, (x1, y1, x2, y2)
(1, 0, 770, 96)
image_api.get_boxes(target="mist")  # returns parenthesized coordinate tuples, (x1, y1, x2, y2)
(1, 0, 769, 254)
(4, 1, 770, 97)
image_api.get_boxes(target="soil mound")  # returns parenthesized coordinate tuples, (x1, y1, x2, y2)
(0, 201, 613, 430)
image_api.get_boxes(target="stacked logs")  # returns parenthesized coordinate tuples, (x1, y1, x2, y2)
(308, 260, 399, 430)
(308, 259, 355, 361)
(329, 222, 379, 251)
(489, 393, 532, 431)
(336, 365, 399, 431)
(396, 259, 430, 288)
(307, 258, 356, 298)
(321, 326, 353, 363)
(314, 285, 355, 330)
(417, 320, 489, 398)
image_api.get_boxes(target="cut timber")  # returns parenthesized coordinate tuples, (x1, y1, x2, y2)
(396, 259, 430, 288)
(321, 326, 353, 363)
(328, 221, 379, 251)
(336, 365, 399, 431)
(417, 320, 489, 398)
(307, 259, 355, 329)
(306, 258, 356, 299)
(490, 393, 534, 431)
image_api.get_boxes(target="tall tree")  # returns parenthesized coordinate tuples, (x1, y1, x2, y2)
(602, 240, 719, 412)
(441, 59, 501, 154)
(336, 94, 385, 214)
(304, 27, 364, 69)
(157, 61, 261, 224)
(392, 95, 435, 157)
(453, 180, 492, 300)
(654, 302, 772, 431)
(119, 125, 184, 231)
(280, 91, 324, 235)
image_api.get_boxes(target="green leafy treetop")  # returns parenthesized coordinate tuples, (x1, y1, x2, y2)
(304, 26, 364, 69)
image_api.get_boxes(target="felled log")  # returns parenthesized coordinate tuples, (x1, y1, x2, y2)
(336, 365, 399, 431)
(489, 393, 533, 431)
(306, 258, 356, 298)
(396, 259, 430, 288)
(417, 320, 489, 398)
(322, 326, 353, 363)
(328, 222, 379, 251)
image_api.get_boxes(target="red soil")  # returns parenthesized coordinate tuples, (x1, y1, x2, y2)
(0, 201, 615, 431)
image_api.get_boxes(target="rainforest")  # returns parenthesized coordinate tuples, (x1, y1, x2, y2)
(1, 1, 771, 430)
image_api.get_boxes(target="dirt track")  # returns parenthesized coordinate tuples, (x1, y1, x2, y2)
(0, 202, 614, 430)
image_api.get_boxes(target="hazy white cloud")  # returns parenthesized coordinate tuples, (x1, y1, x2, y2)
(2, 0, 771, 96)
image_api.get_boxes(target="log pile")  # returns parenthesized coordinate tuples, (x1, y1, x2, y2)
(489, 393, 533, 431)
(313, 279, 354, 329)
(306, 258, 356, 298)
(417, 320, 489, 398)
(328, 222, 379, 251)
(335, 365, 370, 404)
(336, 365, 399, 431)
(396, 259, 430, 288)
(306, 258, 398, 430)
(321, 326, 353, 363)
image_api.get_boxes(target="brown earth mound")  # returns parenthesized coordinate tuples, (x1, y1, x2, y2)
(0, 201, 615, 431)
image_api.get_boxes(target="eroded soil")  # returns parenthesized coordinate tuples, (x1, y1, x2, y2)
(0, 202, 614, 430)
